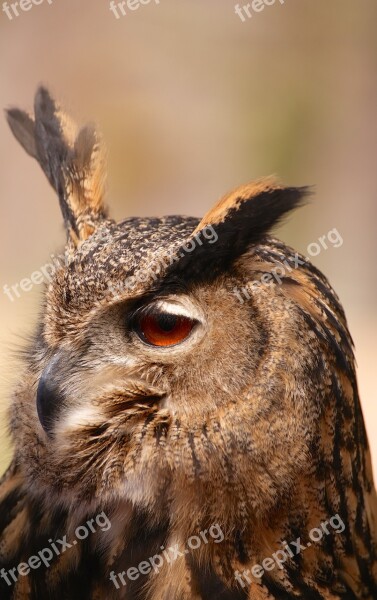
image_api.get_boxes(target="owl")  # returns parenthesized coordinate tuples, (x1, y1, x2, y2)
(0, 87, 376, 600)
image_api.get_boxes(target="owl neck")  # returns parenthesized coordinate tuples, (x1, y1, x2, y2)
(1, 459, 377, 600)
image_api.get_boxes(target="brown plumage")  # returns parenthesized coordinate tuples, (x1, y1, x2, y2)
(1, 87, 376, 599)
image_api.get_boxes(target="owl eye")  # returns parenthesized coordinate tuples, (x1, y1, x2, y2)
(134, 309, 196, 347)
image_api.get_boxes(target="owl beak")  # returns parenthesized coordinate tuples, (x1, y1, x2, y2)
(36, 353, 64, 436)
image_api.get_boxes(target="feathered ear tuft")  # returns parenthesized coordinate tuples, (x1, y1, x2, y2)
(168, 177, 310, 279)
(6, 108, 38, 159)
(6, 87, 108, 245)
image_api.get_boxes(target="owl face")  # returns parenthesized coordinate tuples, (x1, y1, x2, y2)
(6, 88, 355, 534)
(11, 214, 326, 531)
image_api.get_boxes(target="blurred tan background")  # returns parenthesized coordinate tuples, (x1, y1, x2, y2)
(0, 0, 376, 475)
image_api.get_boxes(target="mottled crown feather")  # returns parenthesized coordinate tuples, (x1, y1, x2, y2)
(7, 87, 308, 271)
(6, 88, 309, 277)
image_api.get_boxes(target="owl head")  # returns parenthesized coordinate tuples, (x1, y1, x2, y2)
(5, 88, 372, 559)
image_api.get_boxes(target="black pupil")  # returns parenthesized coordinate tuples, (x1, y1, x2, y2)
(155, 313, 179, 332)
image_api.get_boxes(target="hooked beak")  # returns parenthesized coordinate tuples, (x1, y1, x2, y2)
(36, 353, 64, 436)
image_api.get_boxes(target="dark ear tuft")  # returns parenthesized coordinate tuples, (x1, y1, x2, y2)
(168, 178, 310, 279)
(6, 108, 38, 159)
(6, 87, 108, 245)
(33, 86, 71, 193)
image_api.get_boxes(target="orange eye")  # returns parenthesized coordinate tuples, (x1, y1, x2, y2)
(136, 311, 196, 347)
